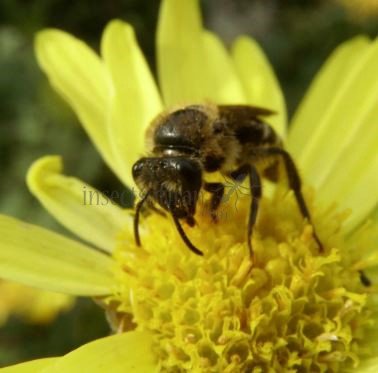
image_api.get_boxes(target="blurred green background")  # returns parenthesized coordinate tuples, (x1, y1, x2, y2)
(0, 0, 377, 367)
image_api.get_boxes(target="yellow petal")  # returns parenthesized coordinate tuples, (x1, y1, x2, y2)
(320, 132, 378, 232)
(35, 30, 125, 184)
(321, 104, 377, 233)
(232, 36, 287, 137)
(353, 358, 378, 372)
(287, 38, 378, 231)
(42, 332, 157, 373)
(288, 36, 375, 175)
(202, 31, 246, 104)
(157, 0, 209, 105)
(0, 215, 115, 295)
(101, 20, 163, 189)
(158, 0, 246, 106)
(0, 358, 59, 372)
(27, 156, 131, 253)
(288, 36, 370, 155)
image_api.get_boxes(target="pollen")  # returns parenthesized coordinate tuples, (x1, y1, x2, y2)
(105, 186, 376, 372)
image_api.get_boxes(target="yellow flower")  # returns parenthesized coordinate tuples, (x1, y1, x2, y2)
(335, 0, 378, 21)
(0, 280, 73, 325)
(1, 0, 377, 371)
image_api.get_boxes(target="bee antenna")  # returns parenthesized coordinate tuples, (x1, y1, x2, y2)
(134, 190, 151, 247)
(171, 214, 204, 256)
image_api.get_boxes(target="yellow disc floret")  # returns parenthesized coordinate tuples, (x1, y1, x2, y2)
(106, 186, 375, 372)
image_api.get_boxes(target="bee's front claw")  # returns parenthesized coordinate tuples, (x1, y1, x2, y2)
(210, 211, 218, 223)
(186, 216, 196, 227)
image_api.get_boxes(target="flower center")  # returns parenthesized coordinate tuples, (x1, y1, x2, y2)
(106, 185, 374, 372)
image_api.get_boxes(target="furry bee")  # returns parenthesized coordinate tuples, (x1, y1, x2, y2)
(132, 104, 323, 256)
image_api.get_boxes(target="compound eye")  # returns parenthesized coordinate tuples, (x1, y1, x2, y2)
(176, 159, 200, 178)
(173, 159, 202, 193)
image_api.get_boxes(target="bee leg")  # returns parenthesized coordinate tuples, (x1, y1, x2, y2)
(264, 147, 324, 253)
(359, 270, 372, 287)
(204, 182, 225, 222)
(229, 165, 262, 258)
(147, 201, 167, 217)
(247, 166, 262, 258)
(186, 215, 196, 227)
(133, 191, 150, 247)
(171, 213, 204, 256)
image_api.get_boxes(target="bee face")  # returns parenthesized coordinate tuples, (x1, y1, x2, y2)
(132, 157, 202, 219)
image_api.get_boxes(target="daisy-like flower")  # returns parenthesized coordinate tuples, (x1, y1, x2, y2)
(1, 0, 377, 371)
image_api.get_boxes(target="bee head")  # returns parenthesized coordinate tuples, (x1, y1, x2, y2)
(132, 157, 202, 219)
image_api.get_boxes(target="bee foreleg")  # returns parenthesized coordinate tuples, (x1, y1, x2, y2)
(134, 190, 151, 247)
(204, 182, 225, 222)
(229, 164, 262, 258)
(147, 201, 167, 217)
(359, 270, 372, 287)
(171, 213, 204, 256)
(262, 147, 324, 253)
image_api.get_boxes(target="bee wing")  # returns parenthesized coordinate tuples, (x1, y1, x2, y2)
(218, 105, 276, 119)
(217, 104, 281, 148)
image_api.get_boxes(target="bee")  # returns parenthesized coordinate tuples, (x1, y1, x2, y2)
(132, 104, 323, 257)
